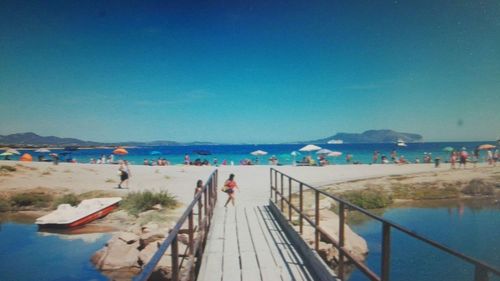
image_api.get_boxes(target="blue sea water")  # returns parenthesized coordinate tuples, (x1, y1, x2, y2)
(0, 222, 109, 281)
(349, 200, 500, 281)
(10, 141, 497, 166)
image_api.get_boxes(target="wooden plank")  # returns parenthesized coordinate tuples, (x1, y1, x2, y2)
(236, 206, 255, 253)
(222, 253, 241, 281)
(255, 206, 313, 281)
(241, 251, 261, 281)
(198, 252, 223, 281)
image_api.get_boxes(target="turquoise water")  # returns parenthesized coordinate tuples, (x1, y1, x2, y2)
(5, 141, 496, 166)
(349, 200, 500, 281)
(0, 222, 110, 281)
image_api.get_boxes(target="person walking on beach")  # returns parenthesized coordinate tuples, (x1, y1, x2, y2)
(459, 148, 468, 169)
(118, 160, 130, 188)
(223, 174, 239, 207)
(450, 152, 457, 169)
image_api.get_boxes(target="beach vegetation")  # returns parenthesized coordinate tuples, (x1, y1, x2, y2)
(53, 193, 80, 207)
(462, 179, 495, 196)
(164, 176, 170, 180)
(121, 191, 178, 216)
(78, 190, 118, 199)
(0, 198, 10, 212)
(339, 189, 392, 209)
(391, 183, 460, 200)
(0, 165, 17, 172)
(10, 192, 53, 208)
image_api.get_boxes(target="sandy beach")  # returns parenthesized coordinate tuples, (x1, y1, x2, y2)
(1, 160, 498, 208)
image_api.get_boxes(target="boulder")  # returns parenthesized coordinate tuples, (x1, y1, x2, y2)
(118, 232, 140, 244)
(138, 242, 172, 268)
(98, 241, 141, 270)
(140, 231, 166, 248)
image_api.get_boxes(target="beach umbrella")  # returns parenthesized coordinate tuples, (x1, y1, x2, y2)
(6, 148, 20, 155)
(20, 153, 33, 162)
(251, 150, 268, 156)
(0, 152, 13, 156)
(442, 147, 454, 152)
(49, 153, 58, 157)
(328, 151, 342, 157)
(35, 148, 51, 153)
(316, 148, 333, 155)
(150, 151, 162, 156)
(478, 144, 496, 150)
(113, 147, 128, 155)
(299, 144, 322, 152)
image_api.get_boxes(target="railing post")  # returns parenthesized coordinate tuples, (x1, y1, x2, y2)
(270, 168, 273, 200)
(338, 202, 345, 280)
(315, 190, 320, 251)
(280, 174, 284, 211)
(171, 236, 179, 281)
(381, 222, 391, 281)
(299, 183, 303, 234)
(274, 170, 278, 204)
(474, 265, 489, 281)
(204, 187, 208, 225)
(198, 197, 202, 231)
(189, 210, 194, 256)
(288, 178, 292, 221)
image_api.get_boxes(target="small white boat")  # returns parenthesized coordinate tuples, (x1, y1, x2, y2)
(397, 139, 407, 147)
(36, 197, 121, 228)
(327, 139, 343, 144)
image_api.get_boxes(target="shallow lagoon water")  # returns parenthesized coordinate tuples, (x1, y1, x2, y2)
(0, 222, 110, 281)
(349, 199, 500, 281)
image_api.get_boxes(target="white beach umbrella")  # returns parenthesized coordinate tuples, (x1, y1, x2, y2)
(316, 148, 333, 155)
(328, 151, 342, 157)
(250, 150, 268, 156)
(299, 144, 322, 152)
(35, 148, 51, 153)
(6, 148, 20, 155)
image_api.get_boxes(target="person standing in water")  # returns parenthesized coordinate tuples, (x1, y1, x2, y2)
(223, 174, 239, 207)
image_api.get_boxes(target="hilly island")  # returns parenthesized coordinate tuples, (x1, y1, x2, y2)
(0, 130, 423, 147)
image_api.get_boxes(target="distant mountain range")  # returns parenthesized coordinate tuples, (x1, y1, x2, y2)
(303, 130, 423, 144)
(0, 132, 215, 147)
(0, 130, 423, 147)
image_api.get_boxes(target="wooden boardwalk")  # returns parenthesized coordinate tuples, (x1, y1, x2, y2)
(197, 202, 315, 281)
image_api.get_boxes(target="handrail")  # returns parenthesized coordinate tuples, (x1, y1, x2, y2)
(270, 168, 500, 281)
(134, 169, 218, 281)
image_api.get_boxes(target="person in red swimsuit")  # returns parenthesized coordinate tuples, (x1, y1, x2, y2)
(223, 173, 239, 207)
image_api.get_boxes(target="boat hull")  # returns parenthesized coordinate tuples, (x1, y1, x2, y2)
(37, 202, 119, 229)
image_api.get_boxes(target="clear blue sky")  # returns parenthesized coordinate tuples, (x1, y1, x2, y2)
(1, 0, 499, 143)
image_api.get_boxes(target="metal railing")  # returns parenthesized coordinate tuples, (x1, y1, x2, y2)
(134, 169, 218, 281)
(270, 168, 500, 281)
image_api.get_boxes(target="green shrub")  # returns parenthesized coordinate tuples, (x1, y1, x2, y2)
(0, 198, 10, 212)
(121, 191, 178, 216)
(0, 165, 16, 172)
(53, 193, 80, 208)
(462, 179, 495, 196)
(339, 189, 393, 209)
(10, 192, 53, 208)
(392, 183, 459, 200)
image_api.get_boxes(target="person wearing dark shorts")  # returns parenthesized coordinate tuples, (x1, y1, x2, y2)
(223, 174, 239, 207)
(118, 160, 130, 188)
